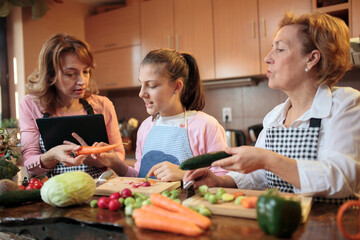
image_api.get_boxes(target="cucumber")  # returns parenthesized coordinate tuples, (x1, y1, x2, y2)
(180, 151, 231, 170)
(0, 189, 41, 207)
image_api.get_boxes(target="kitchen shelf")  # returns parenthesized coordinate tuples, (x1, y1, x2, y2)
(312, 1, 350, 26)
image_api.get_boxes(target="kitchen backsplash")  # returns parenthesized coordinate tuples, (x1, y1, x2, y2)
(106, 67, 360, 142)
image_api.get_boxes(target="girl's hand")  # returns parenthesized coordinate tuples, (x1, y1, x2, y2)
(90, 142, 119, 168)
(147, 161, 185, 182)
(64, 133, 105, 168)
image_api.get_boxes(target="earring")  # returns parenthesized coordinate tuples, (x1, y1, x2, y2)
(305, 67, 309, 72)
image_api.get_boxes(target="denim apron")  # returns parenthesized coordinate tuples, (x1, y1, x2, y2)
(138, 111, 193, 178)
(265, 118, 356, 204)
(39, 99, 103, 179)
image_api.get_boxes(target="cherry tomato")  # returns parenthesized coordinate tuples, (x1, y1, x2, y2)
(97, 197, 110, 209)
(29, 178, 38, 184)
(109, 192, 121, 200)
(142, 181, 151, 187)
(108, 199, 121, 211)
(19, 185, 25, 190)
(120, 188, 132, 198)
(25, 183, 36, 190)
(34, 181, 43, 189)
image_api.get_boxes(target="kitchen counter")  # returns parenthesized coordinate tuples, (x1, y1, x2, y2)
(0, 190, 356, 240)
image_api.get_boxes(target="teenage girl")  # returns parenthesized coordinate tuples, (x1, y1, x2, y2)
(92, 48, 227, 181)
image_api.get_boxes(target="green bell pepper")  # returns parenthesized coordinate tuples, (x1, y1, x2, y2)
(256, 188, 302, 238)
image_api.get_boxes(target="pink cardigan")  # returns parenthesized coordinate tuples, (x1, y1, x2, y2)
(19, 94, 125, 176)
(125, 111, 228, 177)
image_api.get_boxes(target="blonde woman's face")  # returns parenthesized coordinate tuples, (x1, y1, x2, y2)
(264, 25, 308, 92)
(138, 64, 181, 117)
(55, 52, 90, 101)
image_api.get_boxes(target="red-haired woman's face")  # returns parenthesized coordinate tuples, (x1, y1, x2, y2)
(264, 25, 308, 92)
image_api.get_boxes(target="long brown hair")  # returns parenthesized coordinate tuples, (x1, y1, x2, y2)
(278, 12, 352, 86)
(26, 33, 98, 114)
(141, 48, 205, 111)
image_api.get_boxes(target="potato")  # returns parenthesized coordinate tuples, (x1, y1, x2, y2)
(0, 179, 21, 194)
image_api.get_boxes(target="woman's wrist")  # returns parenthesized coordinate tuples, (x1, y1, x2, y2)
(217, 175, 237, 188)
(40, 152, 59, 169)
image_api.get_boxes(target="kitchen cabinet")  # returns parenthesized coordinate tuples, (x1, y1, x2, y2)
(140, 0, 215, 80)
(85, 3, 141, 89)
(85, 3, 140, 52)
(140, 0, 174, 56)
(213, 0, 311, 79)
(213, 0, 260, 79)
(352, 0, 360, 37)
(258, 0, 311, 73)
(94, 46, 141, 90)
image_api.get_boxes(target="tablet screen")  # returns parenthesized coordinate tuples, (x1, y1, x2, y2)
(36, 114, 109, 151)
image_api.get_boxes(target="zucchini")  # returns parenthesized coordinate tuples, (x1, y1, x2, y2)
(180, 151, 231, 170)
(0, 189, 41, 207)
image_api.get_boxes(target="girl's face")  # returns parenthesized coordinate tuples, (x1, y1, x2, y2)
(138, 64, 182, 117)
(264, 25, 308, 92)
(54, 52, 90, 103)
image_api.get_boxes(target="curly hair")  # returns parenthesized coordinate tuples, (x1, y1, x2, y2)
(278, 12, 352, 86)
(26, 33, 98, 114)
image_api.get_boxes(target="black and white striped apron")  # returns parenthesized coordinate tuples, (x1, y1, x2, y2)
(265, 118, 356, 204)
(39, 98, 103, 179)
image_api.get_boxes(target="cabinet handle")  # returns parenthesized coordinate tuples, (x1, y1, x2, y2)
(175, 34, 179, 50)
(251, 20, 255, 38)
(168, 35, 171, 48)
(262, 18, 266, 37)
(104, 43, 117, 48)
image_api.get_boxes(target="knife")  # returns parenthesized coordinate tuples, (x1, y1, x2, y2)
(96, 170, 113, 187)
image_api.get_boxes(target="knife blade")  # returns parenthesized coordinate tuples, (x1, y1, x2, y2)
(96, 170, 113, 187)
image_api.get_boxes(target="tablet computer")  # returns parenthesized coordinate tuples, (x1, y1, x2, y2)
(36, 114, 109, 151)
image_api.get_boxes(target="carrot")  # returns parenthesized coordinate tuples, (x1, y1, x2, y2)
(141, 204, 208, 228)
(76, 144, 120, 155)
(232, 191, 246, 199)
(241, 196, 258, 208)
(133, 208, 203, 237)
(337, 200, 360, 240)
(150, 193, 211, 229)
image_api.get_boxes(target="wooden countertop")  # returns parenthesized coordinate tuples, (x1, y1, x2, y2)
(0, 190, 356, 240)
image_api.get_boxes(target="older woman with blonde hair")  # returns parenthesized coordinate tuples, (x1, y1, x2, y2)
(184, 12, 360, 203)
(20, 33, 125, 178)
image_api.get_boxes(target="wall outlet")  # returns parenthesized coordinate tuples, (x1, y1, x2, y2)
(222, 107, 232, 123)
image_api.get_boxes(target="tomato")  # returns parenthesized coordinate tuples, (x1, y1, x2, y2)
(19, 185, 25, 190)
(142, 181, 151, 187)
(34, 181, 43, 189)
(120, 188, 132, 198)
(132, 183, 140, 188)
(97, 197, 110, 209)
(25, 183, 36, 190)
(108, 199, 121, 211)
(29, 178, 38, 184)
(109, 192, 121, 200)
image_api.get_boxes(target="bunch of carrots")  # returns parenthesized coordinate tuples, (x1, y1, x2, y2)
(133, 193, 211, 237)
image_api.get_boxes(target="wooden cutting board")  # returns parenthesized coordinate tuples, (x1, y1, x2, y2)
(94, 176, 181, 197)
(182, 188, 313, 223)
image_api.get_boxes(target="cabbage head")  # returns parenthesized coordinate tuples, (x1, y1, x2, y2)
(41, 171, 96, 207)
